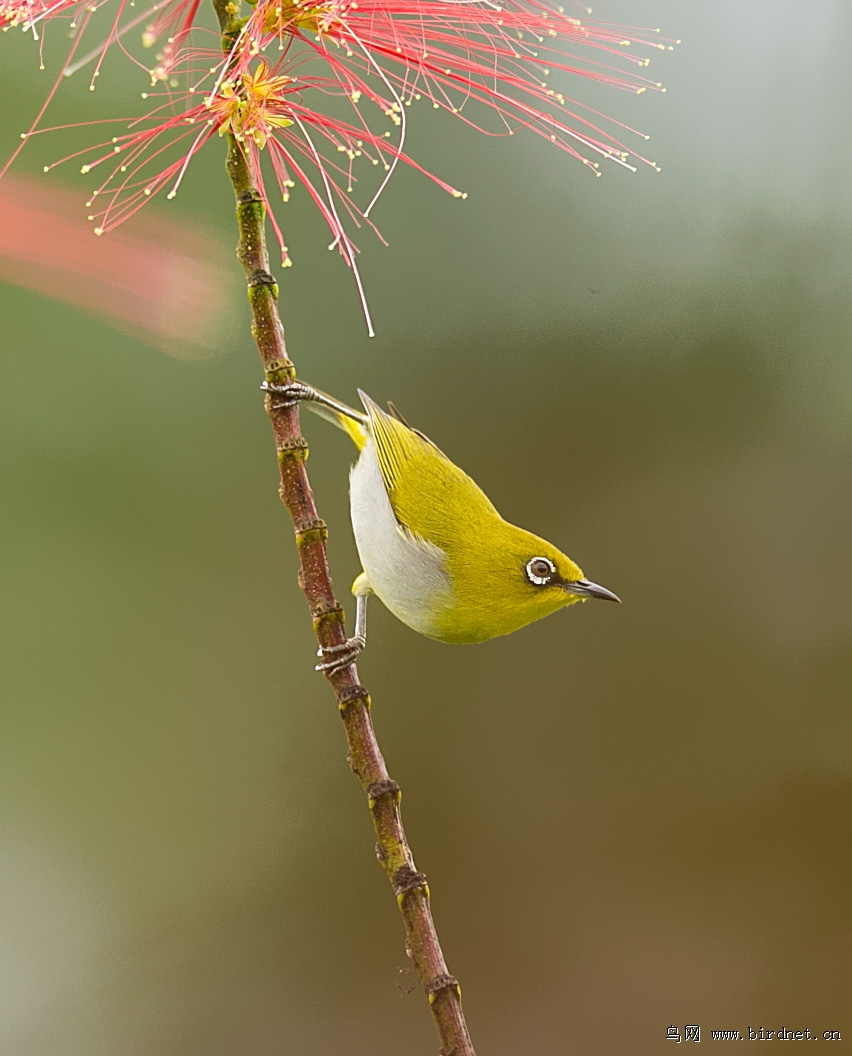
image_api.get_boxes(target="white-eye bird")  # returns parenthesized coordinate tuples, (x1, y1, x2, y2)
(262, 380, 620, 672)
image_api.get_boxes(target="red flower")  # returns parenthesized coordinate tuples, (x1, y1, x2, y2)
(28, 49, 466, 332)
(251, 0, 672, 175)
(1, 0, 205, 83)
(3, 0, 676, 331)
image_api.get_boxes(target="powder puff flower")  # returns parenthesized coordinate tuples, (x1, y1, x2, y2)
(4, 0, 676, 329)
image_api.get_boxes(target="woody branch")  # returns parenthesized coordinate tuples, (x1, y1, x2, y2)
(209, 2, 475, 1052)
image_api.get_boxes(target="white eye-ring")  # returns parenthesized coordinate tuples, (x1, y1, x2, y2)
(526, 556, 556, 586)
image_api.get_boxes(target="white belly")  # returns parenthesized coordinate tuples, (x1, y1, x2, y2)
(349, 439, 453, 637)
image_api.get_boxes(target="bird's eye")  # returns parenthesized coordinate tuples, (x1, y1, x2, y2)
(526, 557, 556, 586)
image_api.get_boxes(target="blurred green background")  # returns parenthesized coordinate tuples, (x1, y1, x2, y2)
(1, 1, 850, 1053)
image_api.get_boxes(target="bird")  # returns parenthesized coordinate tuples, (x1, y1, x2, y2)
(262, 380, 620, 672)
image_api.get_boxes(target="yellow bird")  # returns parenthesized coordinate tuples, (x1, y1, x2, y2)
(262, 381, 620, 672)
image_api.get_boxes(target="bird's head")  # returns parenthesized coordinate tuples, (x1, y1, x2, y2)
(519, 548, 621, 607)
(439, 521, 620, 643)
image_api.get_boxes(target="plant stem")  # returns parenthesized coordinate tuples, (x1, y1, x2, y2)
(210, 4, 475, 1052)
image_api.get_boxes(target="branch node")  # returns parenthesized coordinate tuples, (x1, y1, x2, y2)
(427, 973, 462, 1005)
(367, 778, 401, 809)
(337, 683, 371, 710)
(313, 609, 345, 640)
(394, 864, 430, 904)
(248, 270, 279, 301)
(248, 269, 277, 289)
(295, 517, 328, 546)
(265, 359, 295, 385)
(277, 436, 309, 462)
(311, 599, 344, 619)
(236, 191, 266, 225)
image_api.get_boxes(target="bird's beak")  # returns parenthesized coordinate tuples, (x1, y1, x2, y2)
(563, 578, 621, 603)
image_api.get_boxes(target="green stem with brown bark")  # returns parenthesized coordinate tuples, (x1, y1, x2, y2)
(210, 4, 475, 1052)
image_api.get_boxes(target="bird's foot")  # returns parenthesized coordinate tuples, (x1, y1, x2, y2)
(315, 635, 366, 675)
(260, 379, 314, 408)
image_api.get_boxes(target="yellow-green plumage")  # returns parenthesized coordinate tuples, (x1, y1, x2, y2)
(308, 389, 611, 645)
(364, 396, 584, 642)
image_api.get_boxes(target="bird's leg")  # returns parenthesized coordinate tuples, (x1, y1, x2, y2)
(316, 592, 368, 674)
(315, 591, 368, 674)
(260, 378, 366, 426)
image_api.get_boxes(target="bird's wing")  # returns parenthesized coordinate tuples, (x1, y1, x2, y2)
(357, 390, 499, 542)
(358, 390, 437, 495)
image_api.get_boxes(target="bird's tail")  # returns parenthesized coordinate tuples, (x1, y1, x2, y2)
(300, 384, 369, 450)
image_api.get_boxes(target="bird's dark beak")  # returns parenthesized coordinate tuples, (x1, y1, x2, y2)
(563, 578, 621, 603)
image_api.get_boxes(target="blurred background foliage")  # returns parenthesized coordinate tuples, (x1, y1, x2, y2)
(1, 1, 850, 1053)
